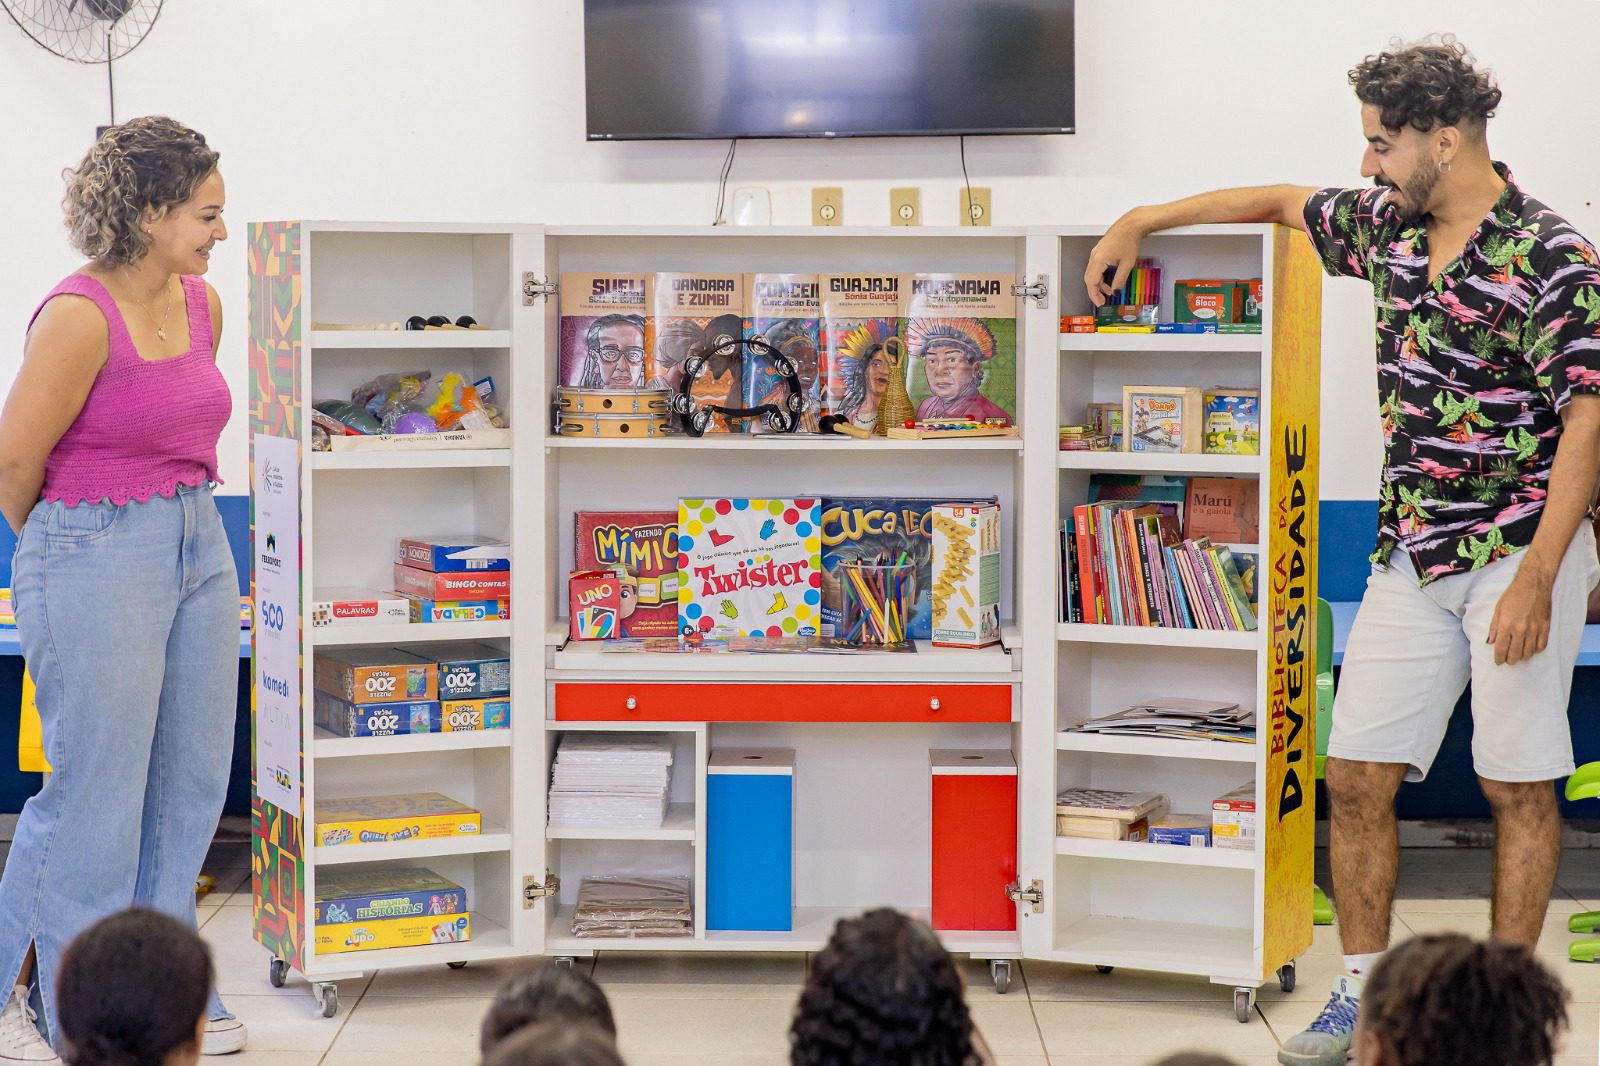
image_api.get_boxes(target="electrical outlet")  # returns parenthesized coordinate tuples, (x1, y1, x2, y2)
(812, 187, 843, 226)
(961, 187, 992, 227)
(890, 187, 921, 227)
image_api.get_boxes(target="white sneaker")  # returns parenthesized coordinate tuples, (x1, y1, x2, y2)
(0, 985, 59, 1064)
(201, 1016, 247, 1056)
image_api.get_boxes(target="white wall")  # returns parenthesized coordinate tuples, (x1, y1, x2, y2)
(3, 0, 1597, 499)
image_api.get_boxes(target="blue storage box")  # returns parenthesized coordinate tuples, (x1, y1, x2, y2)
(707, 748, 794, 932)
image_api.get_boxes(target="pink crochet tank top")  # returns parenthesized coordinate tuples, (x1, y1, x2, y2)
(28, 273, 232, 506)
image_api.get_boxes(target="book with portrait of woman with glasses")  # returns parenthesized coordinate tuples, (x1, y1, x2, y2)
(558, 273, 650, 389)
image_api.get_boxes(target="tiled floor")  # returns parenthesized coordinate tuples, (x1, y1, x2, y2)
(13, 828, 1600, 1064)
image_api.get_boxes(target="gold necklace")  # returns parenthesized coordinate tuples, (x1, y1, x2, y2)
(122, 273, 177, 342)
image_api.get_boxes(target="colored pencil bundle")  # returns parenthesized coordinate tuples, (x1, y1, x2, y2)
(840, 558, 911, 645)
(1108, 258, 1163, 309)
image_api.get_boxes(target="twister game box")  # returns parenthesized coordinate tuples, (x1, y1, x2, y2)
(676, 498, 821, 637)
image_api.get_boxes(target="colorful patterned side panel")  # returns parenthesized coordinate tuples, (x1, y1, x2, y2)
(1262, 227, 1321, 976)
(249, 221, 304, 971)
(249, 222, 302, 439)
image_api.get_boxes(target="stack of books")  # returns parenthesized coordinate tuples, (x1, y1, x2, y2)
(1055, 787, 1168, 840)
(548, 734, 674, 830)
(1067, 698, 1256, 744)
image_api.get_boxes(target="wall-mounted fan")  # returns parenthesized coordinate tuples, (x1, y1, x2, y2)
(2, 0, 164, 125)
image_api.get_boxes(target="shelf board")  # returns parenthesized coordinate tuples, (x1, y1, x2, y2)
(310, 330, 510, 349)
(1057, 452, 1260, 475)
(544, 905, 1019, 955)
(305, 912, 516, 971)
(1055, 837, 1255, 870)
(311, 827, 511, 866)
(544, 224, 1030, 239)
(311, 449, 510, 470)
(312, 621, 511, 647)
(312, 727, 512, 760)
(1055, 731, 1257, 763)
(1051, 915, 1255, 979)
(1057, 623, 1258, 651)
(1058, 332, 1264, 353)
(545, 436, 1023, 452)
(546, 802, 695, 841)
(549, 637, 1016, 682)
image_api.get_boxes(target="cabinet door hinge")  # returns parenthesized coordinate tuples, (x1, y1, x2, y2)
(522, 273, 559, 305)
(1011, 274, 1049, 308)
(1005, 878, 1044, 914)
(523, 872, 561, 908)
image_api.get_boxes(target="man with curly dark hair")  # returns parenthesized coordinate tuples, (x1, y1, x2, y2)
(1085, 36, 1600, 1066)
(789, 908, 990, 1066)
(1354, 934, 1568, 1065)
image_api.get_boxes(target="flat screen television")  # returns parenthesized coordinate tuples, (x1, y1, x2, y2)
(584, 0, 1075, 140)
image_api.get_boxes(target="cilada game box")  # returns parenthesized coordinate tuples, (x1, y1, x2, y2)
(313, 867, 467, 926)
(744, 273, 822, 433)
(573, 511, 680, 637)
(818, 496, 995, 640)
(676, 498, 822, 637)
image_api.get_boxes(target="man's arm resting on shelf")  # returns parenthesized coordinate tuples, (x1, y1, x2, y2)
(1084, 185, 1318, 305)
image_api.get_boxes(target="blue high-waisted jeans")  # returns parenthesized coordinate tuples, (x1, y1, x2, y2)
(0, 484, 236, 1043)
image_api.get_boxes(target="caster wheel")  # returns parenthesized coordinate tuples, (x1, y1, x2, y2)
(268, 958, 288, 988)
(990, 960, 1012, 995)
(554, 956, 576, 970)
(316, 983, 339, 1019)
(1234, 987, 1255, 1023)
(1095, 965, 1114, 975)
(1278, 963, 1296, 993)
(447, 961, 468, 971)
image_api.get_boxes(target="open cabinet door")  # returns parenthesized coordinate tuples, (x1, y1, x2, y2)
(510, 225, 552, 957)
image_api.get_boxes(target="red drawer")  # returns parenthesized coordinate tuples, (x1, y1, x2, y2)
(553, 682, 1011, 723)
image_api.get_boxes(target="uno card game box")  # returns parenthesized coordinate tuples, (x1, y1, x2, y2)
(405, 642, 510, 700)
(314, 792, 482, 847)
(930, 503, 1000, 648)
(311, 587, 409, 628)
(393, 563, 511, 602)
(314, 913, 472, 954)
(396, 535, 510, 573)
(568, 570, 625, 640)
(314, 866, 468, 926)
(440, 696, 510, 732)
(405, 596, 510, 624)
(313, 690, 441, 738)
(313, 648, 437, 705)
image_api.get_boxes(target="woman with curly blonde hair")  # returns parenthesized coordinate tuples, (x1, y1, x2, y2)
(0, 116, 244, 1061)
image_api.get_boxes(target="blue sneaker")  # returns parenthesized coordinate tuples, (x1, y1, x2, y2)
(1277, 974, 1361, 1066)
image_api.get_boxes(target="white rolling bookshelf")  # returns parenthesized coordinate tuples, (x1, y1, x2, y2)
(1019, 224, 1320, 1022)
(253, 221, 1316, 1018)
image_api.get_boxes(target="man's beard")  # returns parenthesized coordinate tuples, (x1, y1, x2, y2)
(1378, 157, 1443, 223)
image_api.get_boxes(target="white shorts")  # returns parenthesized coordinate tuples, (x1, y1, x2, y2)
(1329, 524, 1599, 783)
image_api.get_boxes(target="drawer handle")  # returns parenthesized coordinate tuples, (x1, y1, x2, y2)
(625, 696, 638, 711)
(929, 698, 941, 712)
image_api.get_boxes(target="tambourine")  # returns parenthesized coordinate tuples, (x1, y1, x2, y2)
(555, 411, 670, 438)
(555, 386, 671, 416)
(671, 336, 802, 438)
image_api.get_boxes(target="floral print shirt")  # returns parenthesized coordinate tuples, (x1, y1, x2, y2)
(1304, 164, 1600, 584)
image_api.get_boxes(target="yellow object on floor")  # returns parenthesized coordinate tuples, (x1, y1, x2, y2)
(18, 666, 49, 774)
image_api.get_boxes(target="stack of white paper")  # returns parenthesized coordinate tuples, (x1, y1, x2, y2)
(548, 733, 674, 829)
